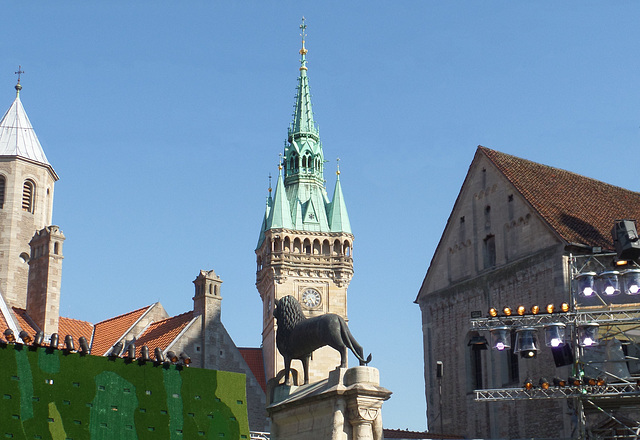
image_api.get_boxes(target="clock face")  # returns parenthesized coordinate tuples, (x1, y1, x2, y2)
(302, 288, 321, 308)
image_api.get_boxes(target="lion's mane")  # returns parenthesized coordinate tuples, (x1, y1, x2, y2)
(274, 295, 306, 351)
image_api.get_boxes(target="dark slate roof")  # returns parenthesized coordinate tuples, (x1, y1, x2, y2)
(479, 146, 640, 250)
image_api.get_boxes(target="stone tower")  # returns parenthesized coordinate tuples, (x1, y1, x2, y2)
(26, 225, 65, 335)
(0, 78, 58, 309)
(256, 19, 354, 384)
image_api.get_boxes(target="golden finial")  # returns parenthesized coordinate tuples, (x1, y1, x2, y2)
(278, 153, 283, 171)
(336, 157, 341, 175)
(299, 17, 308, 55)
(14, 66, 24, 96)
(268, 173, 272, 193)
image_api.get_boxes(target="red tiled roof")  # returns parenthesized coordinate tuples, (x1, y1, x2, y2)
(58, 316, 93, 344)
(238, 347, 266, 393)
(0, 309, 10, 340)
(134, 311, 194, 359)
(92, 305, 152, 356)
(12, 308, 37, 334)
(480, 146, 640, 250)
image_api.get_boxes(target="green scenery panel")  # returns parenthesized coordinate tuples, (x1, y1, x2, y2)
(0, 343, 250, 439)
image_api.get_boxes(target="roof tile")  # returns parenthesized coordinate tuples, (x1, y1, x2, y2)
(92, 305, 152, 356)
(238, 347, 266, 393)
(134, 311, 194, 359)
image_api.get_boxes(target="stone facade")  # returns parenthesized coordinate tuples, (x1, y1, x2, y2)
(0, 157, 57, 309)
(416, 151, 573, 438)
(256, 228, 354, 384)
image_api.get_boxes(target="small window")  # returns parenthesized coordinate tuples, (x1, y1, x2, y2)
(483, 235, 496, 269)
(22, 180, 35, 213)
(0, 175, 5, 209)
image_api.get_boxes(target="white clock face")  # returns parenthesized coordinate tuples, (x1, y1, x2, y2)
(302, 288, 321, 308)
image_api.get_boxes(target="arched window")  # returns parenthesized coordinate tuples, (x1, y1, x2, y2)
(22, 179, 35, 213)
(0, 175, 5, 209)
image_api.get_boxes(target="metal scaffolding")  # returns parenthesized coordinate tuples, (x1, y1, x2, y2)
(469, 253, 640, 439)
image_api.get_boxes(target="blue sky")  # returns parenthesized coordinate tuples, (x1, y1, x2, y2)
(2, 1, 640, 432)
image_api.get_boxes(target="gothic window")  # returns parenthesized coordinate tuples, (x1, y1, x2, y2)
(0, 175, 5, 209)
(483, 234, 496, 269)
(322, 239, 330, 255)
(302, 155, 307, 169)
(484, 205, 491, 230)
(303, 238, 311, 254)
(22, 179, 35, 213)
(508, 194, 514, 220)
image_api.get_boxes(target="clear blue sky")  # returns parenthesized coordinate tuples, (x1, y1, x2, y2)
(2, 1, 640, 432)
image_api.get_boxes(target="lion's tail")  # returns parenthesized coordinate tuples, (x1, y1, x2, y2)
(340, 320, 372, 366)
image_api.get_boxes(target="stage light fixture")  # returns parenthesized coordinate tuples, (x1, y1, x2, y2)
(578, 323, 600, 347)
(126, 343, 136, 359)
(569, 376, 581, 386)
(622, 269, 640, 295)
(523, 377, 534, 390)
(489, 308, 498, 318)
(514, 328, 538, 359)
(517, 305, 526, 316)
(596, 376, 607, 386)
(490, 326, 511, 351)
(50, 333, 59, 349)
(546, 304, 554, 314)
(553, 377, 567, 387)
(78, 336, 90, 354)
(531, 305, 540, 315)
(33, 331, 44, 346)
(166, 351, 178, 363)
(598, 271, 621, 296)
(583, 376, 597, 386)
(468, 335, 488, 350)
(575, 272, 597, 297)
(561, 302, 570, 312)
(503, 307, 512, 317)
(539, 377, 550, 390)
(18, 331, 32, 344)
(179, 352, 191, 365)
(544, 323, 566, 348)
(154, 347, 164, 362)
(140, 346, 151, 362)
(4, 329, 15, 343)
(109, 341, 123, 357)
(64, 335, 75, 351)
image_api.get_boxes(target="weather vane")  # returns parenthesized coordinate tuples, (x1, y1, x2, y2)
(336, 157, 341, 175)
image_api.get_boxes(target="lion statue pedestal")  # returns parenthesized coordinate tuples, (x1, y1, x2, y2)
(267, 366, 391, 440)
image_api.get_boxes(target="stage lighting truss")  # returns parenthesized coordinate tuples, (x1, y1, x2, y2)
(475, 382, 640, 402)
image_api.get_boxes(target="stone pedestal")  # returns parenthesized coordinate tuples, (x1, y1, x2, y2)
(267, 366, 391, 440)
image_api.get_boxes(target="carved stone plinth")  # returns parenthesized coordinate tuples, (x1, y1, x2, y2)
(267, 366, 391, 440)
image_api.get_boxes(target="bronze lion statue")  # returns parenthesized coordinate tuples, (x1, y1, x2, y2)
(273, 295, 372, 385)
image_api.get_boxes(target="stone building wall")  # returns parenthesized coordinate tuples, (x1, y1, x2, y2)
(417, 154, 574, 438)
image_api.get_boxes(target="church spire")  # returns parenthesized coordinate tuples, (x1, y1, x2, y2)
(289, 17, 318, 139)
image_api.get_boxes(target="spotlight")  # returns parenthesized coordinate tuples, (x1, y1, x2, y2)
(539, 377, 550, 390)
(64, 335, 75, 351)
(166, 351, 178, 363)
(622, 269, 640, 295)
(583, 376, 597, 386)
(50, 333, 59, 349)
(596, 376, 607, 386)
(503, 307, 512, 317)
(154, 347, 164, 362)
(126, 343, 136, 359)
(517, 305, 526, 316)
(108, 341, 123, 357)
(514, 328, 538, 358)
(18, 331, 32, 344)
(553, 377, 567, 387)
(4, 329, 15, 343)
(544, 323, 566, 348)
(612, 219, 640, 260)
(488, 308, 498, 318)
(531, 305, 540, 315)
(78, 336, 90, 355)
(578, 323, 600, 347)
(179, 352, 191, 365)
(561, 302, 570, 312)
(140, 346, 151, 362)
(575, 272, 596, 297)
(546, 304, 555, 314)
(468, 334, 488, 350)
(598, 271, 621, 296)
(490, 326, 511, 351)
(569, 376, 582, 387)
(33, 331, 44, 346)
(523, 377, 534, 390)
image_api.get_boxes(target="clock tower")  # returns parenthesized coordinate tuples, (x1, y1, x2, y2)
(256, 19, 354, 385)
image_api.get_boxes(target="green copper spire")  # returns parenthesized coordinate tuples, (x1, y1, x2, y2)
(327, 162, 352, 234)
(267, 165, 293, 229)
(283, 17, 324, 186)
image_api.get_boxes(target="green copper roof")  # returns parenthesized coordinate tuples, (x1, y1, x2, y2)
(328, 173, 352, 234)
(256, 19, 352, 249)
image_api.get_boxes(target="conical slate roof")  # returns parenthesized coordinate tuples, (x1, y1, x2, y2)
(0, 88, 50, 165)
